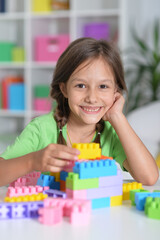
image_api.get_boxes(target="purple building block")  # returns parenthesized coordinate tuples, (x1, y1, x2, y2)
(43, 189, 66, 198)
(86, 184, 122, 199)
(99, 169, 122, 187)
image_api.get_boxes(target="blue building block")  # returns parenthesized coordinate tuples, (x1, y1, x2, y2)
(91, 197, 110, 209)
(135, 192, 160, 211)
(73, 159, 117, 179)
(37, 174, 60, 190)
(60, 171, 68, 181)
(8, 83, 25, 110)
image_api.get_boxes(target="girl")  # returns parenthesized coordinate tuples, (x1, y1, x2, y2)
(0, 38, 159, 186)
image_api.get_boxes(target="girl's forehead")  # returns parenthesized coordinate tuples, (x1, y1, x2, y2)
(71, 57, 113, 77)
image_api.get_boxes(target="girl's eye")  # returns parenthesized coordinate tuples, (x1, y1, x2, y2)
(99, 84, 108, 89)
(76, 84, 86, 88)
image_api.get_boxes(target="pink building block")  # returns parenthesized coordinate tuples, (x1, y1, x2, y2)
(70, 205, 90, 225)
(40, 198, 91, 225)
(66, 188, 87, 200)
(9, 171, 41, 187)
(6, 186, 49, 197)
(39, 206, 63, 225)
(35, 34, 70, 62)
(34, 98, 52, 111)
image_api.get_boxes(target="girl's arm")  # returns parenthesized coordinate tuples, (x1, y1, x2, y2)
(103, 93, 159, 185)
(0, 144, 80, 187)
(0, 154, 33, 187)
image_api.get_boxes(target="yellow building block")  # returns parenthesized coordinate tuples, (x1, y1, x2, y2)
(32, 0, 52, 12)
(110, 195, 122, 206)
(123, 182, 143, 200)
(156, 152, 160, 168)
(72, 143, 101, 160)
(50, 172, 60, 182)
(4, 193, 48, 203)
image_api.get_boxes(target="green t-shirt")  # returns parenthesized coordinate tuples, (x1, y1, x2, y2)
(0, 111, 126, 170)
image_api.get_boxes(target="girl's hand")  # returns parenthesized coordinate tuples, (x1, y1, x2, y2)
(102, 92, 125, 123)
(31, 144, 80, 172)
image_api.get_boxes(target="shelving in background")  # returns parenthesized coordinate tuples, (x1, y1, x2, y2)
(0, 0, 124, 153)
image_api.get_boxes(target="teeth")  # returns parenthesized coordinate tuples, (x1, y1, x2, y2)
(82, 107, 100, 112)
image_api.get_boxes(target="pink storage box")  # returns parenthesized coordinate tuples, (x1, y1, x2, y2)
(35, 34, 70, 62)
(34, 98, 52, 111)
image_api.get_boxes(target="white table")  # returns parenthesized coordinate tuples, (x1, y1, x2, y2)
(0, 180, 160, 240)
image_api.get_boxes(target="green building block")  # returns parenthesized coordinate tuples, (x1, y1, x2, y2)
(145, 197, 160, 220)
(130, 189, 149, 206)
(12, 47, 25, 62)
(34, 85, 50, 98)
(66, 172, 99, 190)
(0, 42, 15, 62)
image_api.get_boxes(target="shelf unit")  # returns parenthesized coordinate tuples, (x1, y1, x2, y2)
(0, 0, 126, 153)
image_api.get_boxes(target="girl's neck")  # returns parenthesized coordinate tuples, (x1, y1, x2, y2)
(66, 118, 96, 146)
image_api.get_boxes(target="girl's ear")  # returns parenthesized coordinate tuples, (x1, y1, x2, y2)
(59, 83, 68, 98)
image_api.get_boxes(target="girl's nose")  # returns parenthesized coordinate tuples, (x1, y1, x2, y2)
(85, 88, 97, 103)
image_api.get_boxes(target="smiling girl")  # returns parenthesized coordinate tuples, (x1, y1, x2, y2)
(0, 38, 159, 186)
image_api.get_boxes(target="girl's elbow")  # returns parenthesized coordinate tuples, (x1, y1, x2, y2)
(143, 171, 159, 186)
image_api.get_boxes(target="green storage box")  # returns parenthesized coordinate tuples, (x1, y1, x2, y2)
(0, 42, 15, 62)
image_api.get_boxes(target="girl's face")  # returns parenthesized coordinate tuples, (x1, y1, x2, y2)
(60, 57, 117, 126)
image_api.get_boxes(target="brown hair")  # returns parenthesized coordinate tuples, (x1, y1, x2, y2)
(50, 37, 127, 145)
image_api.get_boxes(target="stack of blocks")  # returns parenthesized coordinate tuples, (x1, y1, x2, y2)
(66, 143, 123, 209)
(37, 143, 123, 209)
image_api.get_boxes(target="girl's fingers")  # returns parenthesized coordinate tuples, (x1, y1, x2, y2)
(49, 147, 80, 161)
(48, 157, 69, 168)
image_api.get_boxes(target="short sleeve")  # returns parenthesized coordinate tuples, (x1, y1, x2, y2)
(0, 119, 41, 160)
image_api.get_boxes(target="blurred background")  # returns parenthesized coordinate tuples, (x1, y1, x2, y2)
(0, 0, 159, 168)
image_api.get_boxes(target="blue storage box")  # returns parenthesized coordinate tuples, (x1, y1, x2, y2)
(8, 83, 25, 110)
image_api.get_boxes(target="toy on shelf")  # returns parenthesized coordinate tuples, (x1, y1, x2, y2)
(33, 85, 51, 111)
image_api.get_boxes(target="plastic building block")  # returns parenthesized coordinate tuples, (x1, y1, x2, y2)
(60, 180, 66, 192)
(50, 172, 60, 182)
(123, 182, 143, 200)
(37, 174, 60, 190)
(72, 143, 101, 159)
(0, 201, 43, 219)
(73, 159, 117, 179)
(6, 186, 49, 197)
(60, 171, 68, 181)
(66, 189, 87, 200)
(110, 195, 122, 206)
(135, 192, 160, 211)
(96, 155, 113, 160)
(4, 193, 48, 203)
(39, 206, 63, 225)
(66, 172, 99, 190)
(99, 169, 122, 187)
(91, 197, 110, 209)
(9, 171, 41, 187)
(43, 189, 66, 198)
(129, 189, 149, 206)
(145, 197, 160, 220)
(86, 184, 122, 199)
(70, 205, 90, 225)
